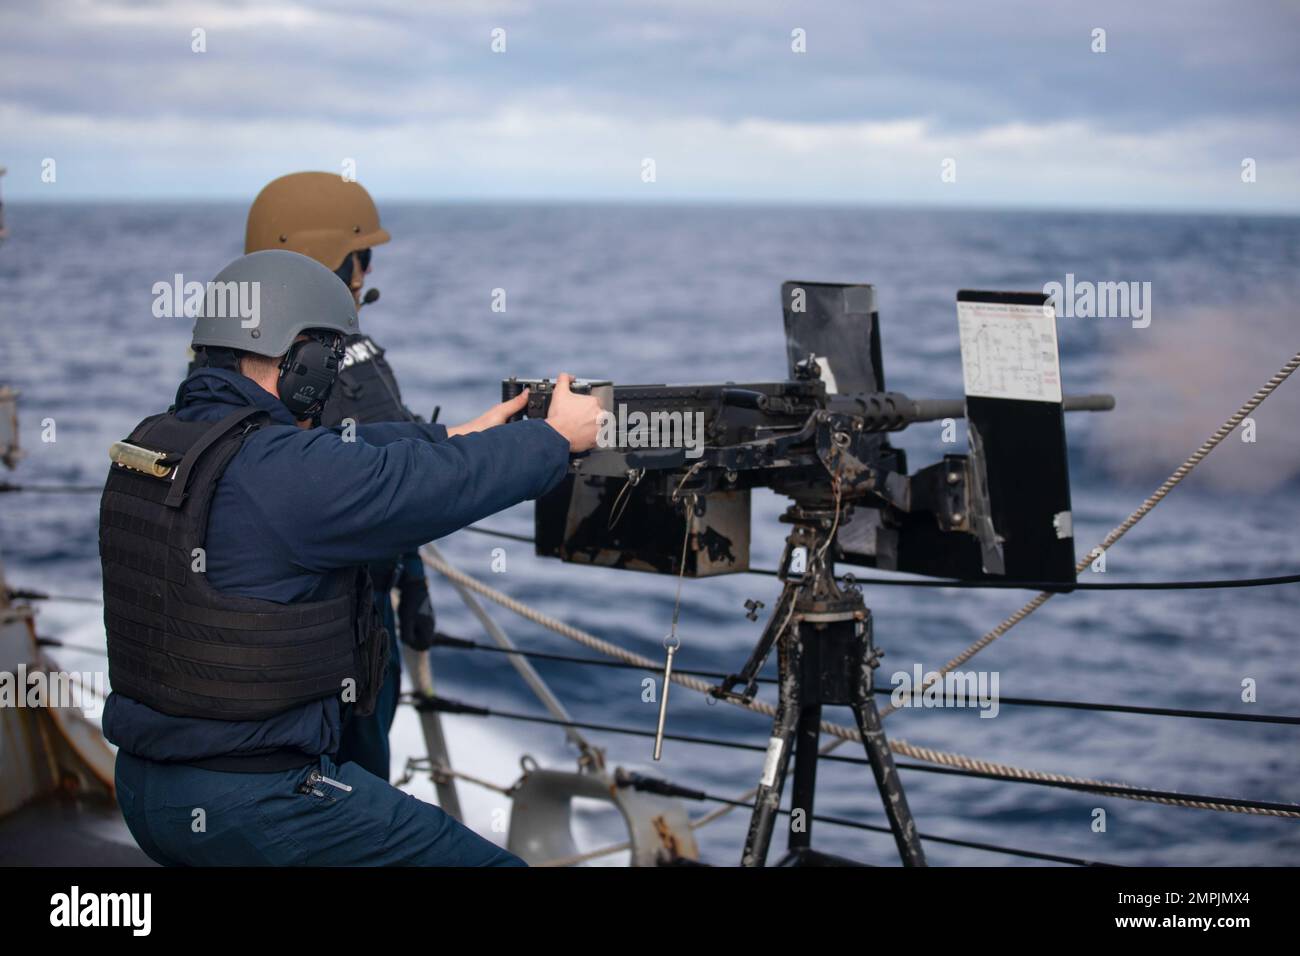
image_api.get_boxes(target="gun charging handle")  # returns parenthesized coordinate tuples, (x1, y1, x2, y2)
(501, 377, 614, 422)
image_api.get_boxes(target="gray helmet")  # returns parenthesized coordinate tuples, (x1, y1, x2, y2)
(190, 249, 358, 358)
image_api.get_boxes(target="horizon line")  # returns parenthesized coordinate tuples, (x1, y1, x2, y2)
(4, 194, 1299, 219)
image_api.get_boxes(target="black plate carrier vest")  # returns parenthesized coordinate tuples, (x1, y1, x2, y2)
(99, 406, 389, 720)
(319, 333, 411, 427)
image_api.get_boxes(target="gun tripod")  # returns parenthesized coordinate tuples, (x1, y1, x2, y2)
(712, 504, 926, 867)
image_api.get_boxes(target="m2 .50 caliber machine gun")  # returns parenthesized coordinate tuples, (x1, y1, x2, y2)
(504, 283, 1113, 867)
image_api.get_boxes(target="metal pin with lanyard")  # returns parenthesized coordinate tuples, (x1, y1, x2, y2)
(653, 570, 687, 761)
(654, 469, 703, 760)
(653, 632, 679, 761)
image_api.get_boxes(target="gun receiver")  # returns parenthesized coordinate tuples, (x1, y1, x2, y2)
(506, 283, 1112, 586)
(505, 376, 1112, 583)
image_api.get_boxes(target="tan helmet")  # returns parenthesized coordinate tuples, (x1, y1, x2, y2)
(244, 172, 390, 270)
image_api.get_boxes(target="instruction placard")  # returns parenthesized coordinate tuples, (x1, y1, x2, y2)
(957, 297, 1062, 403)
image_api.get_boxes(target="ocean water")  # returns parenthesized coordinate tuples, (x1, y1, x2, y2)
(1, 201, 1298, 866)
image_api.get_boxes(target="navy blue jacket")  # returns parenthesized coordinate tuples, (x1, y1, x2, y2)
(102, 368, 569, 762)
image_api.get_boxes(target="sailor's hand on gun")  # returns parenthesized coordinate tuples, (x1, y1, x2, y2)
(545, 373, 601, 452)
(446, 389, 532, 437)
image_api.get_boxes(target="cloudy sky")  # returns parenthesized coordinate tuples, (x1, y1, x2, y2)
(2, 0, 1298, 210)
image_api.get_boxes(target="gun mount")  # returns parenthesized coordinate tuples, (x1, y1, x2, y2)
(504, 282, 1112, 867)
(506, 284, 1110, 588)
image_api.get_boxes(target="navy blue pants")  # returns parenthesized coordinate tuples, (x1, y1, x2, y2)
(114, 751, 524, 866)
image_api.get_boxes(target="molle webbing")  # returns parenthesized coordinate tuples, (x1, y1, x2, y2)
(99, 407, 371, 720)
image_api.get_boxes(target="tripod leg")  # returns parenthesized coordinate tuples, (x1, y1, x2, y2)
(852, 694, 927, 866)
(714, 580, 799, 702)
(786, 703, 822, 853)
(741, 638, 802, 867)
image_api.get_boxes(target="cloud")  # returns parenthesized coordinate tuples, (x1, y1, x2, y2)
(2, 0, 1298, 208)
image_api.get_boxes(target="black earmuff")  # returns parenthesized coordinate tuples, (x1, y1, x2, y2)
(277, 332, 345, 420)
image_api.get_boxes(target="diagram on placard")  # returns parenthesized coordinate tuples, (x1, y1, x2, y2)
(957, 300, 1062, 403)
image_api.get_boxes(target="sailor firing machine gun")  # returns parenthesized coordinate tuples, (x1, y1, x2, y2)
(504, 282, 1113, 867)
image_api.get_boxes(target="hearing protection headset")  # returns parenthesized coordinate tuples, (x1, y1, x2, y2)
(277, 330, 346, 420)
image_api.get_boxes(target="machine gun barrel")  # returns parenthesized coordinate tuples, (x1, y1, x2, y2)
(905, 392, 1115, 424)
(826, 391, 1114, 432)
